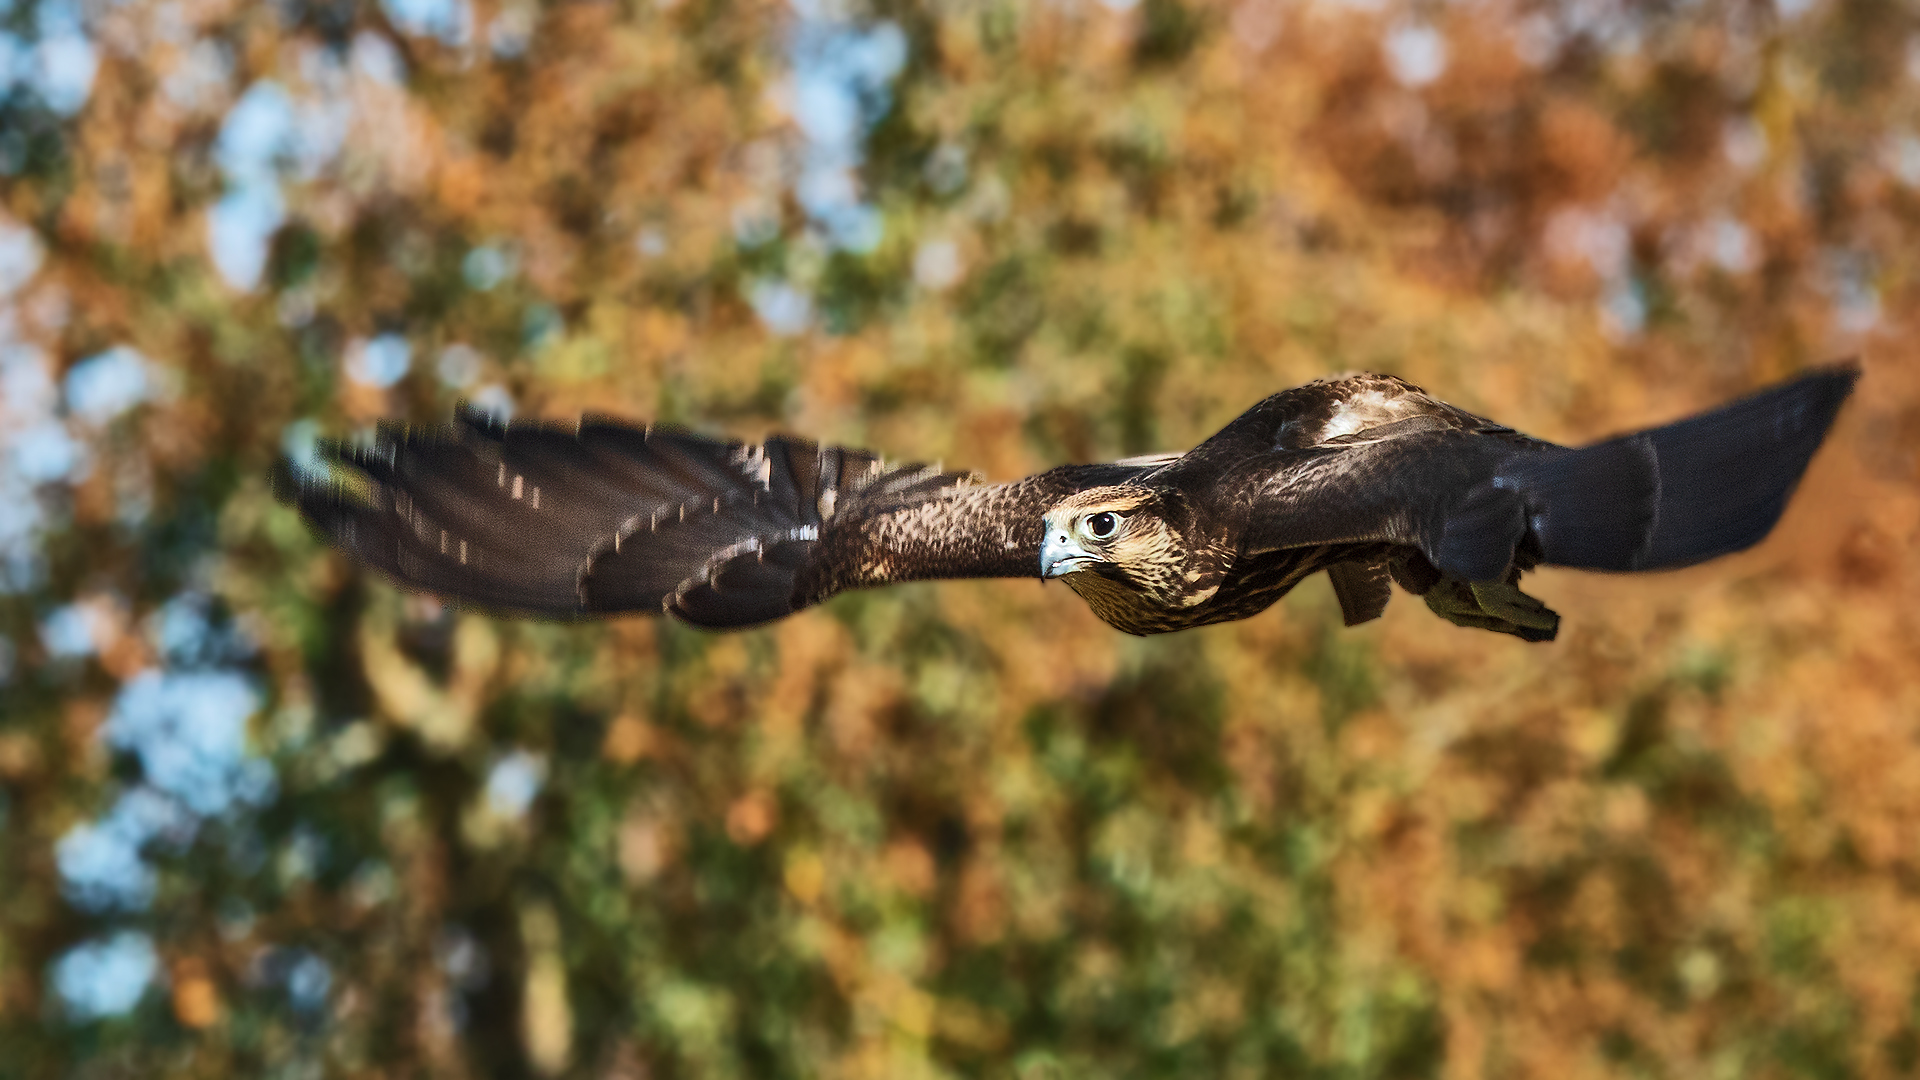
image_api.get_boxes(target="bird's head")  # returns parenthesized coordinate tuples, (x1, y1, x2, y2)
(1039, 485, 1194, 609)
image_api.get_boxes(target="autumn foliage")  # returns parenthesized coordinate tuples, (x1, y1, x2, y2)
(3, 0, 1919, 1076)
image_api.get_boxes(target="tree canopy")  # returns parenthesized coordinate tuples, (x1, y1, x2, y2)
(2, 0, 1919, 1076)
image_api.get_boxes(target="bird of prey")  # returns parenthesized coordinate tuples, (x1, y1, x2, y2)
(277, 364, 1857, 642)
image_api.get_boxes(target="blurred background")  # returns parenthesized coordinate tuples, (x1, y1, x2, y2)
(1, 0, 1918, 1075)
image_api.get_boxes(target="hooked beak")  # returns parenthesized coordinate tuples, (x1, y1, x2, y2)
(1039, 520, 1096, 580)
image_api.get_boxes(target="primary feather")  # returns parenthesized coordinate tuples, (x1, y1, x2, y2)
(278, 364, 1857, 641)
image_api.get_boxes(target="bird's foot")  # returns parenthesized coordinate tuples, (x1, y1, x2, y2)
(1423, 579, 1560, 642)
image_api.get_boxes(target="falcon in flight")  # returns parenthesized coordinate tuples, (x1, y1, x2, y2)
(278, 364, 1856, 641)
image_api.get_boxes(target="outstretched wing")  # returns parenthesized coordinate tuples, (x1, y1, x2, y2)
(1228, 365, 1858, 582)
(275, 407, 1144, 629)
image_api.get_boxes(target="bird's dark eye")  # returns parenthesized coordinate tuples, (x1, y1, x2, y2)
(1086, 512, 1120, 539)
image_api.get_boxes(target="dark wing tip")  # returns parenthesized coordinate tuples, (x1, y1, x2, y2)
(1634, 360, 1859, 570)
(1520, 361, 1860, 575)
(268, 456, 304, 508)
(1811, 356, 1864, 383)
(270, 449, 365, 523)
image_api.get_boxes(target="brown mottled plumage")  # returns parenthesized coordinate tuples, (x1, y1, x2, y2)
(277, 365, 1857, 641)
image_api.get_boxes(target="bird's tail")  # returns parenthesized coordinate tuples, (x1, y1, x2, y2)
(1510, 363, 1858, 574)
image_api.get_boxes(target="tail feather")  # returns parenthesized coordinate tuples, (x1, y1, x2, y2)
(1517, 363, 1857, 573)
